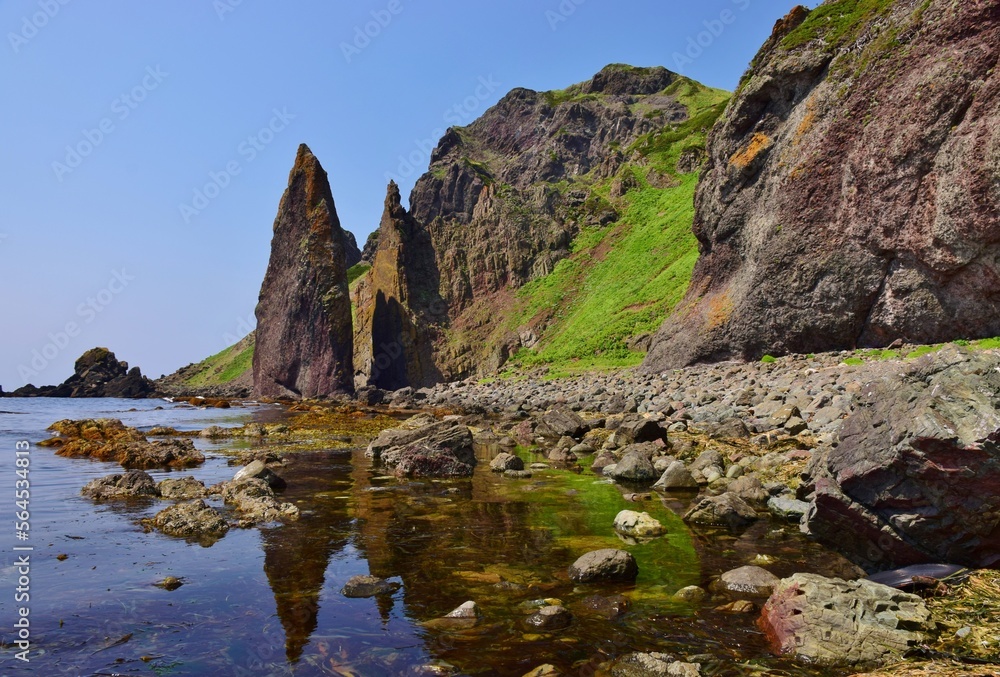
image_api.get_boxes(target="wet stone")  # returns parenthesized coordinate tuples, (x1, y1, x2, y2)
(342, 575, 401, 598)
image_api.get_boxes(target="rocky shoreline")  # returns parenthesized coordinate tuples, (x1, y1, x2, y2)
(35, 344, 1000, 674)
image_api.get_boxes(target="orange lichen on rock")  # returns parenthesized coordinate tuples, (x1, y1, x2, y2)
(729, 133, 773, 169)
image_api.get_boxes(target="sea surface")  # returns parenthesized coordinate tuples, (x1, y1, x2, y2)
(0, 399, 851, 676)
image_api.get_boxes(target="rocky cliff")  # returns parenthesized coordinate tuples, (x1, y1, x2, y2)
(253, 144, 354, 399)
(645, 0, 1000, 370)
(357, 65, 728, 381)
(353, 182, 443, 389)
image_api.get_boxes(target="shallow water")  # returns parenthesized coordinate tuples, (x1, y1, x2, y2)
(0, 399, 857, 676)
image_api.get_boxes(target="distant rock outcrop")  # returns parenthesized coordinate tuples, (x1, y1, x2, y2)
(344, 230, 363, 268)
(6, 347, 155, 398)
(645, 1, 1000, 370)
(253, 144, 354, 399)
(353, 182, 443, 389)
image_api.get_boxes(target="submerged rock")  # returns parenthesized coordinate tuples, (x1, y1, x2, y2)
(341, 575, 400, 598)
(568, 549, 638, 583)
(606, 652, 701, 676)
(759, 573, 933, 667)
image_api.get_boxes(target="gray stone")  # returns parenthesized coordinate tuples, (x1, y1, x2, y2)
(233, 459, 286, 491)
(768, 496, 810, 521)
(490, 452, 524, 472)
(568, 549, 639, 583)
(683, 492, 758, 528)
(606, 449, 658, 484)
(718, 565, 780, 597)
(653, 461, 698, 491)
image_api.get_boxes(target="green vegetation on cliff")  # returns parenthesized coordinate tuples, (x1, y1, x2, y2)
(171, 332, 255, 389)
(501, 81, 729, 374)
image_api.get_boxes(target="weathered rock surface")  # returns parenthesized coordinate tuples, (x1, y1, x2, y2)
(759, 573, 934, 667)
(253, 144, 354, 399)
(683, 492, 757, 528)
(353, 182, 443, 390)
(718, 565, 779, 598)
(218, 478, 299, 526)
(613, 510, 665, 538)
(524, 605, 572, 631)
(142, 499, 229, 544)
(606, 448, 658, 484)
(368, 420, 477, 478)
(9, 347, 155, 398)
(341, 575, 400, 598)
(233, 459, 287, 491)
(645, 1, 1000, 369)
(157, 476, 208, 500)
(42, 419, 204, 469)
(489, 452, 524, 472)
(803, 347, 1000, 569)
(568, 549, 638, 583)
(81, 470, 159, 500)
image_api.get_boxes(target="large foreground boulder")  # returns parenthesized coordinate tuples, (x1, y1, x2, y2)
(803, 347, 1000, 569)
(367, 420, 476, 478)
(759, 573, 933, 668)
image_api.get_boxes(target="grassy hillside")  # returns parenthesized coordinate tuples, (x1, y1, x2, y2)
(162, 331, 255, 391)
(496, 79, 730, 375)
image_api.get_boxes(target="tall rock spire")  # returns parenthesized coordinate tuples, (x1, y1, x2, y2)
(253, 144, 353, 398)
(353, 182, 442, 390)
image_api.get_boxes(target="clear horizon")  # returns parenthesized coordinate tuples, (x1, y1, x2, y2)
(0, 0, 796, 390)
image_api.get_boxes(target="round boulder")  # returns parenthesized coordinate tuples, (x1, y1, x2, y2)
(568, 549, 639, 583)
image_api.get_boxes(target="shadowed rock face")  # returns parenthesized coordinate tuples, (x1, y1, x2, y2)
(353, 182, 443, 390)
(645, 1, 1000, 370)
(253, 144, 353, 399)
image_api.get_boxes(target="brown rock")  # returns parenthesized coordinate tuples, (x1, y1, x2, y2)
(253, 144, 353, 399)
(645, 2, 1000, 369)
(353, 182, 443, 390)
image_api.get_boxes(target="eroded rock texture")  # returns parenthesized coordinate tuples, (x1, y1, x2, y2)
(253, 144, 353, 398)
(646, 1, 1000, 369)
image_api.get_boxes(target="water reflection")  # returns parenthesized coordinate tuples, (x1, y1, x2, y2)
(260, 451, 355, 663)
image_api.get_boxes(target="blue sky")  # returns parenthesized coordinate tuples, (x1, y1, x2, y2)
(0, 0, 796, 389)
